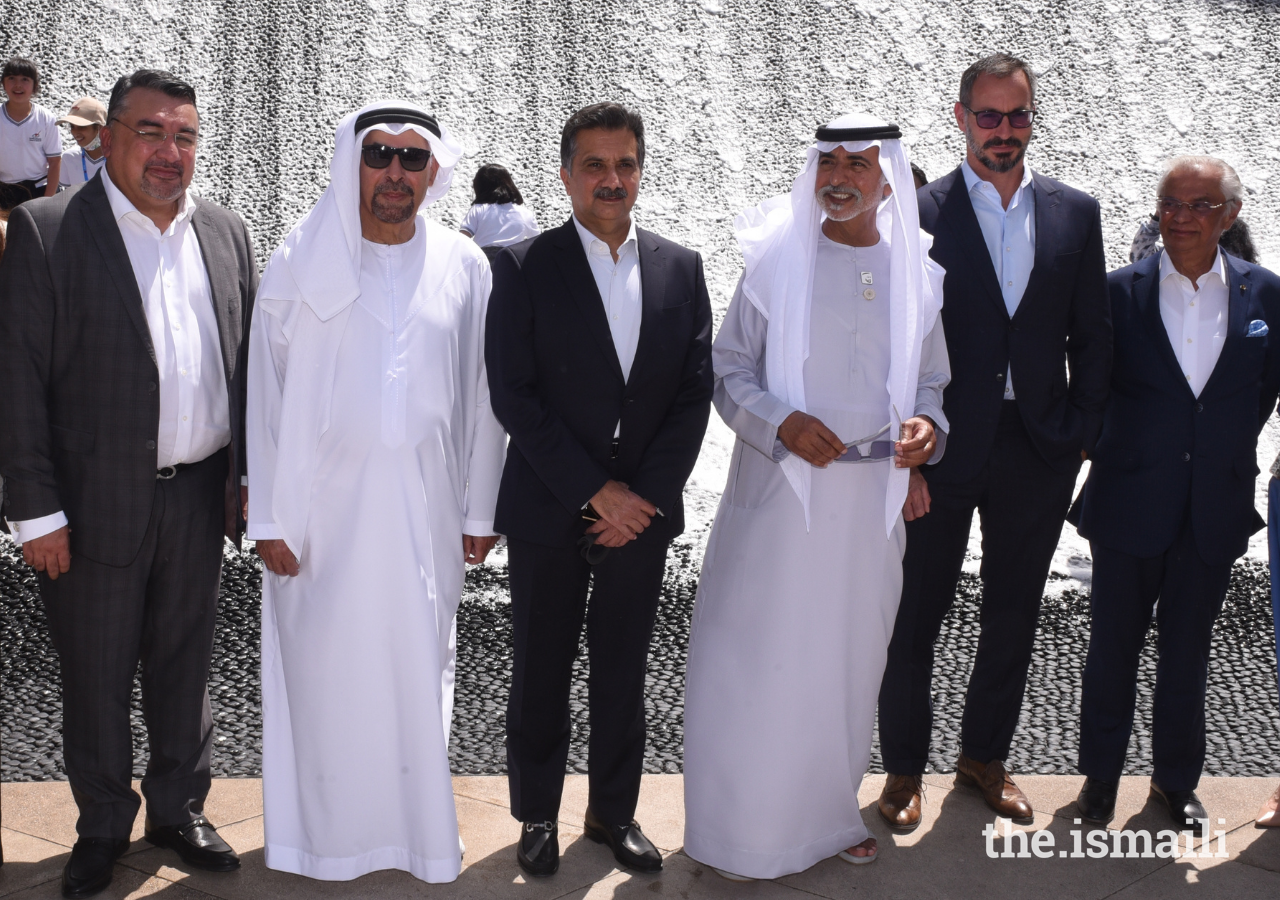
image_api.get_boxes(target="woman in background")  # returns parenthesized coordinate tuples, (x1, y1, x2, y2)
(459, 164, 539, 259)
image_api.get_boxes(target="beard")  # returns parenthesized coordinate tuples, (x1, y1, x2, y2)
(371, 178, 417, 224)
(140, 161, 185, 202)
(817, 181, 881, 221)
(966, 126, 1027, 174)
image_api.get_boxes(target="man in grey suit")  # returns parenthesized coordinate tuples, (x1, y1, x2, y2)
(0, 70, 254, 898)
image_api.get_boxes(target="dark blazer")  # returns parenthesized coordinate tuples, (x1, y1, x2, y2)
(1071, 252, 1280, 566)
(918, 167, 1112, 483)
(0, 172, 257, 566)
(486, 218, 713, 548)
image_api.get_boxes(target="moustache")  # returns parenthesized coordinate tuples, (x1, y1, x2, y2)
(143, 161, 184, 177)
(374, 179, 414, 197)
(594, 186, 628, 200)
(817, 184, 864, 203)
(983, 137, 1024, 150)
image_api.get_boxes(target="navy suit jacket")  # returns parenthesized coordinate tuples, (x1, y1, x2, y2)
(1071, 252, 1280, 565)
(917, 167, 1112, 484)
(485, 218, 713, 548)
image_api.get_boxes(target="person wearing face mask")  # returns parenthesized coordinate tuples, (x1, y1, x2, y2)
(57, 97, 108, 188)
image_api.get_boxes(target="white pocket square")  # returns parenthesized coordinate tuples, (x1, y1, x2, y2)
(1247, 319, 1269, 337)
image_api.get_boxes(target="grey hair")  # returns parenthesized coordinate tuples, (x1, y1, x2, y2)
(1159, 155, 1244, 205)
(959, 52, 1038, 107)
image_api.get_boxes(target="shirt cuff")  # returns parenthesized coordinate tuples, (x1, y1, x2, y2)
(463, 519, 496, 537)
(246, 522, 284, 541)
(8, 510, 69, 544)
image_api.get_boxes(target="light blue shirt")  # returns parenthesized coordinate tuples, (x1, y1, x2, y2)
(961, 159, 1035, 398)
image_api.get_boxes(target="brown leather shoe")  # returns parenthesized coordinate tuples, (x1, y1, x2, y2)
(1256, 783, 1280, 828)
(954, 755, 1034, 824)
(878, 774, 924, 832)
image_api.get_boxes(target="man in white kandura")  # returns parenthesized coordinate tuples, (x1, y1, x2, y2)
(682, 113, 950, 880)
(246, 100, 505, 883)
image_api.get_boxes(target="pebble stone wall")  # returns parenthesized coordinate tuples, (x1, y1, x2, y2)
(3, 2, 1280, 780)
(4, 0, 1278, 292)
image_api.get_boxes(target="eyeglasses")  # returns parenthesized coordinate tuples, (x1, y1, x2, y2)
(963, 106, 1036, 129)
(1157, 196, 1231, 218)
(109, 119, 199, 150)
(361, 143, 432, 171)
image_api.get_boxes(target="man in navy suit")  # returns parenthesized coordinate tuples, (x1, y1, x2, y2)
(877, 53, 1112, 830)
(486, 103, 712, 878)
(1070, 156, 1280, 831)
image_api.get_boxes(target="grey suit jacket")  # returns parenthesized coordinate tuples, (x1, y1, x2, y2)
(0, 172, 257, 565)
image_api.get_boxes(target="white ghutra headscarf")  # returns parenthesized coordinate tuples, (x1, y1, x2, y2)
(257, 99, 463, 321)
(734, 112, 945, 537)
(253, 100, 463, 556)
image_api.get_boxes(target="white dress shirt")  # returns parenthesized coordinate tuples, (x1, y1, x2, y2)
(961, 159, 1036, 399)
(573, 215, 643, 382)
(1158, 249, 1229, 398)
(460, 202, 540, 248)
(9, 172, 230, 544)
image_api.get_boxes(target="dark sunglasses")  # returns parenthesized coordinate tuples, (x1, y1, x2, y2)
(361, 143, 432, 171)
(964, 106, 1036, 129)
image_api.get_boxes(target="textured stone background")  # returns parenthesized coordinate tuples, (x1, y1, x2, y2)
(11, 0, 1280, 559)
(3, 1, 1280, 780)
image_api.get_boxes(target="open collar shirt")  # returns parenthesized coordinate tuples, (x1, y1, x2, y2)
(961, 159, 1035, 399)
(1158, 248, 1228, 399)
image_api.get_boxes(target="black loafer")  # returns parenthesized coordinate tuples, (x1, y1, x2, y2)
(1150, 782, 1209, 834)
(583, 806, 662, 873)
(143, 816, 240, 872)
(62, 837, 130, 898)
(516, 820, 559, 877)
(1077, 777, 1118, 825)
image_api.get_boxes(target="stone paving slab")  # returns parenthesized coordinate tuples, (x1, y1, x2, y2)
(1, 775, 1277, 898)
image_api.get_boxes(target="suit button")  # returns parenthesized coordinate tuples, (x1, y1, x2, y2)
(146, 440, 156, 450)
(625, 398, 635, 406)
(149, 382, 157, 392)
(996, 372, 1005, 380)
(1195, 403, 1204, 413)
(1182, 452, 1191, 462)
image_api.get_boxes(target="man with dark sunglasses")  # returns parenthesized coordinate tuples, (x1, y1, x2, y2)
(246, 100, 504, 884)
(877, 52, 1112, 830)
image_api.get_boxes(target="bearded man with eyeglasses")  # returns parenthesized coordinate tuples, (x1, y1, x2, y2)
(1067, 155, 1280, 833)
(0, 69, 257, 897)
(245, 101, 504, 884)
(876, 52, 1112, 831)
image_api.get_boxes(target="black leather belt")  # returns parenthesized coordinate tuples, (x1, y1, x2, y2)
(156, 462, 196, 480)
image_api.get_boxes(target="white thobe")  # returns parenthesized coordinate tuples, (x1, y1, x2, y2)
(683, 234, 949, 879)
(248, 221, 505, 883)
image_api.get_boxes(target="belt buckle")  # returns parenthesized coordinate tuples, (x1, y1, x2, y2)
(156, 465, 178, 480)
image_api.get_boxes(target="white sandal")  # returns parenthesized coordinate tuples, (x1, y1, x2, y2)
(837, 832, 878, 866)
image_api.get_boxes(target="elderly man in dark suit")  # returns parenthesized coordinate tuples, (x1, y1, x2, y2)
(0, 69, 255, 898)
(876, 52, 1112, 830)
(1070, 156, 1280, 832)
(486, 102, 712, 878)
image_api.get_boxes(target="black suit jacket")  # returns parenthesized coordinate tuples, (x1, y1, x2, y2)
(486, 218, 713, 548)
(0, 172, 257, 565)
(918, 167, 1112, 483)
(1070, 252, 1280, 565)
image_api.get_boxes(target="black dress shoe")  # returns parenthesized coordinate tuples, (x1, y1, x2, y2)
(143, 816, 240, 872)
(583, 806, 662, 873)
(1077, 777, 1118, 825)
(516, 820, 559, 877)
(1150, 782, 1209, 833)
(62, 837, 130, 899)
